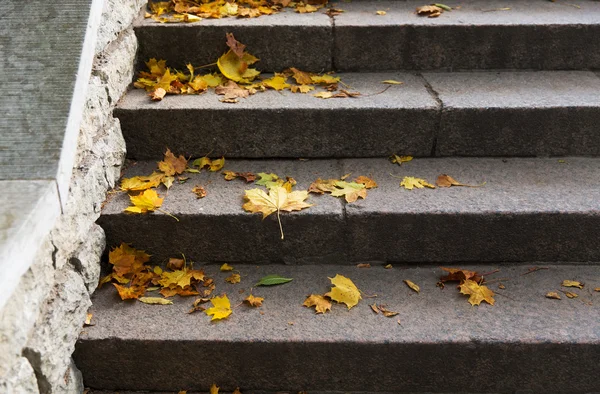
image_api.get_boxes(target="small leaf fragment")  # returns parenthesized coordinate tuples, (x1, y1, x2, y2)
(434, 3, 452, 11)
(546, 292, 561, 300)
(220, 263, 234, 271)
(416, 5, 443, 17)
(356, 263, 371, 268)
(225, 273, 241, 284)
(384, 264, 393, 269)
(400, 177, 436, 190)
(139, 297, 173, 305)
(564, 291, 578, 299)
(377, 304, 399, 317)
(354, 176, 378, 189)
(244, 294, 264, 307)
(303, 294, 332, 314)
(256, 274, 293, 286)
(562, 280, 584, 289)
(376, 10, 386, 15)
(205, 295, 232, 321)
(404, 279, 420, 293)
(390, 154, 413, 165)
(381, 80, 403, 85)
(84, 313, 94, 326)
(192, 185, 207, 198)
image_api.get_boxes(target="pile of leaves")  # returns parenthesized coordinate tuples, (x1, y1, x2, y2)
(147, 0, 328, 23)
(134, 33, 352, 102)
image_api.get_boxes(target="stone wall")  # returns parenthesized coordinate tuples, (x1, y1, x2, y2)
(0, 1, 146, 392)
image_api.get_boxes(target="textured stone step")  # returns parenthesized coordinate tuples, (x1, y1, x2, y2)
(134, 0, 600, 72)
(75, 263, 600, 393)
(116, 71, 600, 160)
(98, 157, 600, 264)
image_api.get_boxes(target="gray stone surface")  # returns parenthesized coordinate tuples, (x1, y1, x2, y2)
(116, 73, 437, 159)
(0, 357, 39, 394)
(96, 0, 147, 53)
(135, 7, 332, 72)
(75, 263, 600, 392)
(99, 159, 346, 264)
(332, 0, 600, 70)
(343, 157, 600, 262)
(425, 71, 600, 156)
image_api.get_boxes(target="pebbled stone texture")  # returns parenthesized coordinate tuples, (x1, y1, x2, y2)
(343, 157, 600, 262)
(75, 263, 600, 393)
(116, 73, 437, 160)
(332, 0, 600, 71)
(99, 159, 346, 264)
(134, 7, 332, 72)
(425, 71, 600, 156)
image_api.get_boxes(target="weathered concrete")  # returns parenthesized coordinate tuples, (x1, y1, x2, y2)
(135, 7, 332, 72)
(100, 157, 600, 264)
(332, 0, 600, 70)
(99, 159, 346, 264)
(116, 73, 437, 159)
(343, 157, 600, 262)
(75, 263, 600, 393)
(425, 71, 600, 156)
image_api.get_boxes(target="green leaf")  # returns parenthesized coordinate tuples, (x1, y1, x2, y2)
(434, 3, 452, 11)
(255, 274, 294, 286)
(255, 173, 282, 189)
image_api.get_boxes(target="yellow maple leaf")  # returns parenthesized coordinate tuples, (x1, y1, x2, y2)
(220, 263, 234, 271)
(290, 84, 315, 94)
(158, 267, 205, 289)
(326, 274, 362, 309)
(244, 294, 264, 307)
(193, 156, 225, 172)
(192, 185, 207, 198)
(400, 177, 436, 190)
(158, 148, 188, 176)
(146, 58, 168, 76)
(459, 280, 495, 306)
(296, 4, 318, 13)
(416, 5, 444, 17)
(125, 189, 164, 214)
(311, 74, 340, 85)
(217, 49, 260, 83)
(225, 273, 241, 284)
(243, 186, 312, 239)
(562, 280, 584, 289)
(289, 67, 313, 85)
(108, 243, 150, 276)
(330, 181, 367, 203)
(263, 75, 290, 91)
(303, 294, 332, 314)
(205, 295, 232, 321)
(210, 384, 219, 394)
(120, 171, 165, 191)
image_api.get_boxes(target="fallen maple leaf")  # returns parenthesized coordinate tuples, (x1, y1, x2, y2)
(243, 186, 312, 239)
(417, 5, 443, 17)
(150, 87, 166, 101)
(440, 267, 481, 283)
(326, 274, 362, 309)
(354, 176, 377, 189)
(216, 80, 250, 103)
(459, 280, 495, 306)
(400, 177, 436, 190)
(108, 243, 151, 276)
(404, 280, 420, 293)
(223, 170, 256, 182)
(113, 284, 146, 300)
(193, 156, 225, 172)
(303, 294, 332, 314)
(330, 181, 367, 203)
(289, 67, 313, 85)
(546, 292, 561, 300)
(158, 149, 188, 176)
(125, 189, 164, 214)
(210, 384, 219, 394)
(562, 280, 584, 289)
(263, 74, 291, 91)
(192, 185, 207, 198)
(205, 295, 232, 321)
(244, 294, 264, 307)
(296, 3, 318, 13)
(436, 174, 484, 188)
(390, 154, 413, 165)
(225, 273, 241, 284)
(120, 171, 165, 191)
(217, 48, 260, 83)
(226, 32, 246, 58)
(139, 297, 173, 305)
(220, 263, 234, 271)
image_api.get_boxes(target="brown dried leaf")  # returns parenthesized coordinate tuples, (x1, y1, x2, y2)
(192, 185, 207, 198)
(404, 279, 420, 293)
(244, 294, 264, 307)
(226, 32, 246, 58)
(436, 174, 484, 188)
(303, 294, 332, 314)
(546, 292, 561, 300)
(416, 5, 443, 17)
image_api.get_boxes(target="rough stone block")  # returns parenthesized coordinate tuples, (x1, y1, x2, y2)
(99, 159, 346, 264)
(96, 0, 147, 54)
(343, 157, 600, 262)
(333, 0, 600, 70)
(75, 263, 600, 392)
(134, 7, 332, 72)
(116, 73, 437, 159)
(424, 71, 600, 156)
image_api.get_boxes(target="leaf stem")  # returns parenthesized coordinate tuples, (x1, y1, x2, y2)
(277, 209, 284, 240)
(158, 208, 180, 222)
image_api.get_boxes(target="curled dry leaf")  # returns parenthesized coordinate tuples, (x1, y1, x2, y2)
(192, 185, 207, 198)
(382, 80, 403, 85)
(416, 5, 443, 17)
(225, 273, 241, 284)
(562, 280, 584, 289)
(84, 313, 94, 326)
(357, 263, 371, 268)
(138, 297, 173, 305)
(167, 257, 185, 270)
(404, 279, 420, 293)
(150, 87, 166, 101)
(377, 304, 399, 317)
(158, 148, 188, 176)
(459, 280, 495, 306)
(390, 154, 413, 165)
(326, 8, 344, 17)
(205, 295, 232, 321)
(440, 267, 481, 283)
(376, 10, 387, 15)
(564, 291, 578, 299)
(223, 170, 256, 182)
(244, 294, 264, 307)
(220, 263, 234, 271)
(436, 174, 485, 188)
(384, 264, 393, 269)
(326, 274, 362, 309)
(303, 294, 332, 314)
(400, 177, 436, 190)
(188, 297, 210, 314)
(546, 292, 561, 300)
(217, 49, 260, 83)
(225, 32, 246, 58)
(193, 156, 225, 172)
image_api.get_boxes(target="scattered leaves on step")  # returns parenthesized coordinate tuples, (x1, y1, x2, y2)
(400, 177, 436, 190)
(125, 189, 164, 214)
(404, 280, 420, 293)
(357, 263, 371, 268)
(256, 274, 294, 286)
(303, 294, 332, 314)
(390, 154, 413, 166)
(546, 292, 561, 300)
(225, 273, 241, 284)
(243, 186, 312, 239)
(416, 5, 444, 17)
(139, 297, 173, 305)
(223, 170, 256, 182)
(326, 274, 362, 309)
(244, 294, 264, 307)
(459, 280, 495, 306)
(436, 174, 485, 188)
(205, 295, 233, 321)
(108, 243, 151, 276)
(382, 80, 403, 85)
(221, 263, 234, 271)
(562, 280, 584, 289)
(192, 185, 207, 199)
(158, 148, 188, 176)
(309, 176, 375, 203)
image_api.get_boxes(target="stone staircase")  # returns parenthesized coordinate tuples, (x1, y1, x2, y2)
(74, 1, 600, 393)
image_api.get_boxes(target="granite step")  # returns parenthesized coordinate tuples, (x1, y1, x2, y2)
(74, 263, 600, 393)
(98, 157, 600, 264)
(116, 71, 600, 160)
(135, 0, 600, 72)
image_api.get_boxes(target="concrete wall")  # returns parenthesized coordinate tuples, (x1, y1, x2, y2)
(0, 1, 146, 392)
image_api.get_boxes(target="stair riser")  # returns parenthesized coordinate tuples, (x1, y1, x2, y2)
(98, 212, 600, 263)
(115, 106, 600, 159)
(74, 340, 600, 393)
